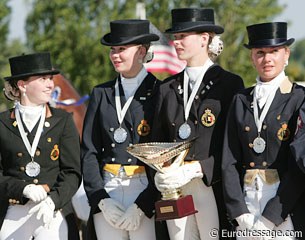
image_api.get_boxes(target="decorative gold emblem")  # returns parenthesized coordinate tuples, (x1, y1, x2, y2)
(137, 120, 151, 136)
(50, 144, 60, 161)
(201, 109, 216, 127)
(277, 123, 290, 141)
(13, 121, 17, 127)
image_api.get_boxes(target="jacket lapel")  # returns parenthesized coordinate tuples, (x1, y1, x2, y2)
(104, 78, 117, 110)
(239, 87, 255, 113)
(190, 65, 222, 118)
(127, 73, 158, 126)
(268, 77, 293, 114)
(170, 72, 184, 105)
(0, 110, 21, 138)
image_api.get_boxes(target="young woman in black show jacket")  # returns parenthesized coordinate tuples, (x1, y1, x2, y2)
(81, 19, 161, 240)
(152, 8, 244, 240)
(0, 52, 81, 240)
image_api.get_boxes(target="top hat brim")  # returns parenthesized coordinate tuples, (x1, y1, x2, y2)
(165, 24, 224, 34)
(101, 33, 159, 46)
(4, 69, 60, 81)
(244, 38, 295, 49)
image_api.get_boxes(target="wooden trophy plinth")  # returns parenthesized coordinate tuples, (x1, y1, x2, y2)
(155, 195, 197, 221)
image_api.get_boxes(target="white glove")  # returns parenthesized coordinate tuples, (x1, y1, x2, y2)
(115, 203, 144, 231)
(154, 162, 203, 192)
(23, 184, 47, 203)
(236, 213, 255, 231)
(98, 198, 126, 228)
(29, 196, 55, 228)
(250, 216, 275, 240)
(252, 216, 275, 231)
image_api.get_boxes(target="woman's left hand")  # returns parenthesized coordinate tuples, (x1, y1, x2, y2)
(115, 204, 144, 231)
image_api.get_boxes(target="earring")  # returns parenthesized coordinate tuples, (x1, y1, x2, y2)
(22, 85, 26, 97)
(23, 85, 27, 97)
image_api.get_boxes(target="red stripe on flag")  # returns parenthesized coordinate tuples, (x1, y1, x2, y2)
(144, 43, 186, 75)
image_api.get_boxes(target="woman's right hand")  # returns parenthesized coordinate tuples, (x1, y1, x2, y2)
(23, 184, 47, 203)
(98, 198, 126, 228)
(236, 213, 255, 231)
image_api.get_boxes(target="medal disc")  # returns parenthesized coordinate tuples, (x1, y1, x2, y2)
(253, 137, 266, 154)
(114, 127, 128, 143)
(178, 123, 191, 140)
(25, 161, 41, 177)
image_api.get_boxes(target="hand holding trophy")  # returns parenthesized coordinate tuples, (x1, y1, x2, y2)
(126, 140, 198, 221)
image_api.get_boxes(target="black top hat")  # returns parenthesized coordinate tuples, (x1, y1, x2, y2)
(4, 52, 60, 81)
(244, 22, 295, 49)
(165, 8, 224, 34)
(101, 19, 159, 46)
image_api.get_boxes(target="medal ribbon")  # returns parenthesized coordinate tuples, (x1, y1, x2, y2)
(115, 72, 147, 126)
(15, 103, 46, 160)
(183, 59, 213, 122)
(253, 75, 285, 134)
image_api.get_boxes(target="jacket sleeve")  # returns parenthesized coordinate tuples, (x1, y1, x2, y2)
(49, 113, 81, 210)
(202, 74, 244, 186)
(222, 96, 249, 220)
(81, 88, 110, 213)
(263, 102, 305, 225)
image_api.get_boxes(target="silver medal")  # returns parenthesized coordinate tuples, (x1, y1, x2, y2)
(25, 161, 41, 177)
(114, 127, 128, 143)
(253, 137, 266, 153)
(178, 123, 191, 140)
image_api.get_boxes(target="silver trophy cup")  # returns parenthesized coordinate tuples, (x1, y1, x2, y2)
(126, 140, 198, 220)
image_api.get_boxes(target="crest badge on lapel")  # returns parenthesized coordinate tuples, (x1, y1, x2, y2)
(201, 108, 216, 127)
(277, 123, 290, 141)
(50, 144, 60, 161)
(137, 120, 151, 136)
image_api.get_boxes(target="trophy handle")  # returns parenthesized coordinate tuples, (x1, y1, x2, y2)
(161, 149, 189, 173)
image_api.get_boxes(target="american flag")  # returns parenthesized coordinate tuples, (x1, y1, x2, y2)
(144, 23, 186, 75)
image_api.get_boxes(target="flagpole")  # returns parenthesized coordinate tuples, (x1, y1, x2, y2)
(136, 3, 146, 19)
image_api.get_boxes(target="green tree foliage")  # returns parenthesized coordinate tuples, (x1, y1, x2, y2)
(286, 39, 305, 83)
(0, 1, 26, 110)
(25, 0, 284, 94)
(0, 0, 10, 79)
(25, 0, 146, 95)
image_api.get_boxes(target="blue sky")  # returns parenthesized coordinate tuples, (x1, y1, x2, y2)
(8, 0, 305, 42)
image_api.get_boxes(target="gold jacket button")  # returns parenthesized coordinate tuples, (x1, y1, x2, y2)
(262, 161, 268, 167)
(36, 150, 41, 156)
(245, 126, 250, 132)
(20, 166, 25, 171)
(249, 162, 255, 168)
(17, 152, 23, 157)
(33, 179, 39, 184)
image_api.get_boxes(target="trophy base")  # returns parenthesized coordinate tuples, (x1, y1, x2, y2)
(155, 195, 198, 221)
